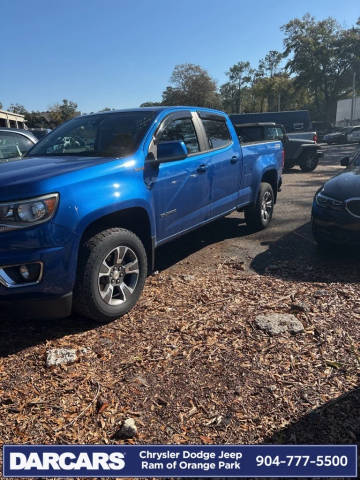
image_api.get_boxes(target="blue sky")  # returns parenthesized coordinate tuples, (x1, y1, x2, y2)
(1, 0, 359, 113)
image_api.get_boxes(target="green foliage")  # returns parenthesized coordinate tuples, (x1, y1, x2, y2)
(48, 99, 79, 127)
(161, 63, 221, 108)
(281, 13, 360, 120)
(219, 15, 360, 121)
(8, 103, 28, 115)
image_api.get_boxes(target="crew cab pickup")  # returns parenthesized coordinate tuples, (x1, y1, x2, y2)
(0, 107, 283, 322)
(231, 121, 323, 172)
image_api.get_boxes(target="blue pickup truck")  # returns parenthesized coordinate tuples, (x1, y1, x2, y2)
(0, 107, 283, 322)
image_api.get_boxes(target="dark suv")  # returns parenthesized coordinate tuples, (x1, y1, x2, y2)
(231, 122, 323, 172)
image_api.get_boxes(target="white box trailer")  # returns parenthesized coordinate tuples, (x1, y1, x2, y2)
(336, 97, 360, 126)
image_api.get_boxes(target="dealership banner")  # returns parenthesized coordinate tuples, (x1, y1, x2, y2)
(3, 444, 357, 477)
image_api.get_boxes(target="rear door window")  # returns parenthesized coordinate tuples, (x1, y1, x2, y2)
(201, 118, 232, 149)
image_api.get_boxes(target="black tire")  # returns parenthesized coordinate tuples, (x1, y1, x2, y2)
(73, 228, 147, 322)
(300, 151, 319, 172)
(245, 182, 274, 231)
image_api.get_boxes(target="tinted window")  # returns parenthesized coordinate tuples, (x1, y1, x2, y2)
(202, 118, 232, 149)
(275, 126, 284, 137)
(27, 111, 156, 157)
(0, 132, 34, 159)
(158, 117, 199, 154)
(264, 126, 278, 140)
(235, 126, 264, 143)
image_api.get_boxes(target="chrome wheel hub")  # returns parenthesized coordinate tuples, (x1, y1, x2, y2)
(261, 191, 273, 222)
(98, 246, 139, 306)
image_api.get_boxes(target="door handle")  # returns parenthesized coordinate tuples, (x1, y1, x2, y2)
(230, 156, 239, 164)
(197, 164, 207, 173)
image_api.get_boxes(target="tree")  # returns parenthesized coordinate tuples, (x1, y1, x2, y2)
(225, 61, 253, 113)
(8, 103, 28, 115)
(281, 14, 360, 121)
(258, 51, 283, 78)
(0, 101, 3, 110)
(48, 99, 79, 127)
(161, 63, 221, 108)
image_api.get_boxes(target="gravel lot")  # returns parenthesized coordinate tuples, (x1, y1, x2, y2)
(1, 143, 360, 450)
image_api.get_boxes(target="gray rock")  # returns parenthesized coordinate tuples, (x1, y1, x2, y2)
(116, 417, 137, 439)
(46, 348, 78, 367)
(255, 313, 304, 336)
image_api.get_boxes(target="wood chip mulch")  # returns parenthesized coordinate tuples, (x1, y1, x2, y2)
(1, 258, 360, 450)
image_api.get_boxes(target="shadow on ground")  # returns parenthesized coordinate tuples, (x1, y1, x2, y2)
(266, 386, 360, 444)
(155, 215, 249, 271)
(251, 222, 360, 284)
(0, 310, 98, 358)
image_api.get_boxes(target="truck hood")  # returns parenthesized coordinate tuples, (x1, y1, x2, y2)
(323, 168, 360, 201)
(0, 155, 115, 200)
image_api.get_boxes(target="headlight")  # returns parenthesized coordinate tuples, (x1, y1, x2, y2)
(0, 194, 59, 232)
(315, 190, 344, 210)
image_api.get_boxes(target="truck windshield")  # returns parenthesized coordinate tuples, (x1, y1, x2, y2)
(26, 111, 156, 157)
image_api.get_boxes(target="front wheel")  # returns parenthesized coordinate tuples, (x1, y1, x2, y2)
(73, 228, 147, 322)
(245, 182, 274, 231)
(300, 152, 319, 172)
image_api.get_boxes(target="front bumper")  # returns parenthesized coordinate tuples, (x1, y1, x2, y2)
(312, 200, 360, 245)
(0, 222, 79, 316)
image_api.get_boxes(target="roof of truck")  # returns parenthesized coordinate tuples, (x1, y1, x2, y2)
(80, 106, 227, 118)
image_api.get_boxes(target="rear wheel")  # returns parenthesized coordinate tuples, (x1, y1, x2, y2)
(300, 151, 319, 172)
(73, 228, 147, 322)
(245, 182, 274, 231)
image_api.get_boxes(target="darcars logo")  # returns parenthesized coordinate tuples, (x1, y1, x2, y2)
(10, 451, 125, 471)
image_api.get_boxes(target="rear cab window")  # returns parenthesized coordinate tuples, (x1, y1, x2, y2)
(234, 126, 265, 143)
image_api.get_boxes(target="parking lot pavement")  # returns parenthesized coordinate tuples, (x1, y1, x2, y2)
(156, 143, 360, 276)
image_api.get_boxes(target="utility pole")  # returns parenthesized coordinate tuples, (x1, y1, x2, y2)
(277, 92, 281, 112)
(350, 71, 356, 124)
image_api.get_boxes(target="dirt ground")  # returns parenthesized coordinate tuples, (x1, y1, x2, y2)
(1, 143, 360, 454)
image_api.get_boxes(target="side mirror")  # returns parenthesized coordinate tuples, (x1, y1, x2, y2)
(340, 156, 350, 167)
(157, 141, 188, 163)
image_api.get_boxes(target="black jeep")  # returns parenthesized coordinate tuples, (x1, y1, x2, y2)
(231, 122, 323, 172)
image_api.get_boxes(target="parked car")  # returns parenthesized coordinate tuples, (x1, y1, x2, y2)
(323, 126, 360, 144)
(312, 121, 334, 142)
(0, 128, 37, 161)
(347, 126, 360, 143)
(0, 107, 283, 322)
(231, 122, 322, 172)
(312, 148, 360, 247)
